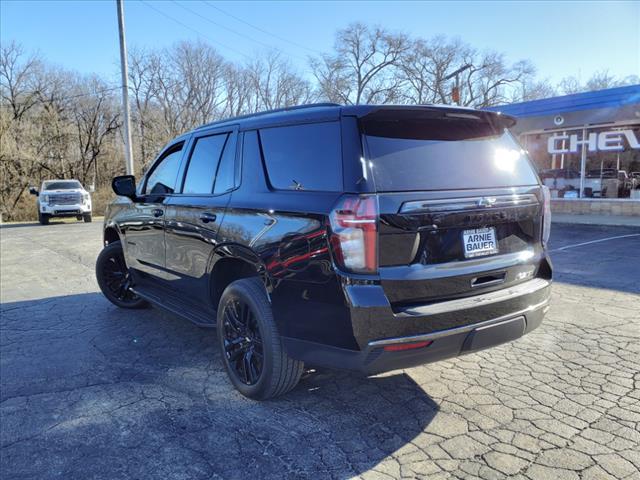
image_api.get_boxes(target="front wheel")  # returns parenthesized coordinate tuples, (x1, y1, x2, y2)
(38, 212, 49, 225)
(96, 241, 148, 309)
(217, 277, 304, 400)
(84, 214, 92, 223)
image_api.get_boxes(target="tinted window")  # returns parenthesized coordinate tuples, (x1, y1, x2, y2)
(363, 119, 538, 191)
(145, 144, 183, 195)
(213, 134, 237, 194)
(182, 134, 228, 194)
(259, 122, 342, 191)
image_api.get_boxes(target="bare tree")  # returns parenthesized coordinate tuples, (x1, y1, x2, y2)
(558, 70, 639, 96)
(129, 47, 160, 166)
(2, 30, 636, 221)
(246, 51, 313, 111)
(1, 46, 121, 220)
(0, 41, 42, 121)
(512, 78, 557, 102)
(312, 23, 410, 104)
(172, 41, 227, 126)
(453, 53, 536, 107)
(399, 36, 466, 104)
(558, 75, 583, 95)
(126, 42, 230, 169)
(0, 43, 48, 218)
(319, 29, 540, 108)
(222, 63, 254, 117)
(586, 70, 622, 91)
(70, 76, 120, 185)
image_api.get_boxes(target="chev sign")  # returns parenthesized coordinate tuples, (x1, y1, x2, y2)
(547, 129, 640, 154)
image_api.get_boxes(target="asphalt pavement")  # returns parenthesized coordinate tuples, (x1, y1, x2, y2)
(1, 220, 639, 479)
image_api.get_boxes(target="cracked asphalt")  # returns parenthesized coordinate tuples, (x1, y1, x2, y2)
(1, 220, 639, 480)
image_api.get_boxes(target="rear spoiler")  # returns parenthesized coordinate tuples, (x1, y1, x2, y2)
(349, 106, 517, 141)
(342, 104, 517, 129)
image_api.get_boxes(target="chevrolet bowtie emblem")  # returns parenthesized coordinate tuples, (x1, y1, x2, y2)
(477, 197, 497, 207)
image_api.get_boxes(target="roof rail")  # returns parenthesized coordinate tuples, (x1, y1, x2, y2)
(194, 103, 341, 131)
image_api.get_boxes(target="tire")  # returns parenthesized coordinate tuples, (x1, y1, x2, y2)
(217, 277, 303, 400)
(38, 212, 49, 225)
(96, 241, 148, 309)
(84, 214, 92, 223)
(76, 215, 83, 221)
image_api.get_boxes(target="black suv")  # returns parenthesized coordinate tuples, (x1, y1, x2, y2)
(97, 104, 552, 399)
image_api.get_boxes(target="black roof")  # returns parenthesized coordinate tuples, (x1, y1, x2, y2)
(189, 103, 515, 134)
(191, 103, 341, 133)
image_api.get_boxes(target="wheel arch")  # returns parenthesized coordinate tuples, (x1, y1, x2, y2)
(209, 244, 271, 310)
(103, 223, 121, 246)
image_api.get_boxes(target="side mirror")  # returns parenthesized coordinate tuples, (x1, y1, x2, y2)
(29, 187, 39, 196)
(88, 184, 95, 193)
(112, 175, 137, 200)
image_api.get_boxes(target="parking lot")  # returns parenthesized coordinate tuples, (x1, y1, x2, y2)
(1, 220, 639, 480)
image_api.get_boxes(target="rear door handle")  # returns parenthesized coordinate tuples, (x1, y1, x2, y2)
(152, 209, 164, 218)
(199, 212, 217, 224)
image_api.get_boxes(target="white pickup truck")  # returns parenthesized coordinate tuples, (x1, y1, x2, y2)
(29, 180, 92, 225)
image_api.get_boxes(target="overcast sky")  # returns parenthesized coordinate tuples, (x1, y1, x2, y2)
(1, 0, 638, 86)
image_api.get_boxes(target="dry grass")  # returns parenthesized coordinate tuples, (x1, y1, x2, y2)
(91, 188, 117, 217)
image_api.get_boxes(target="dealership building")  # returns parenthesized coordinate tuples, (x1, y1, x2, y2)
(489, 84, 640, 216)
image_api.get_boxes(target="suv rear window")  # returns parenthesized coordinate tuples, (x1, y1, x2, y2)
(361, 111, 539, 192)
(259, 122, 342, 191)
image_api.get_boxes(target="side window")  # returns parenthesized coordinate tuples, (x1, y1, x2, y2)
(213, 133, 237, 194)
(145, 143, 184, 195)
(182, 133, 229, 194)
(259, 122, 342, 191)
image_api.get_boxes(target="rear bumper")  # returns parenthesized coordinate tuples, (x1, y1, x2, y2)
(283, 277, 550, 375)
(345, 276, 551, 350)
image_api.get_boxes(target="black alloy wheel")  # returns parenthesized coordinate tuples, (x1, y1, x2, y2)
(103, 254, 136, 302)
(96, 241, 148, 309)
(217, 277, 303, 399)
(221, 298, 264, 385)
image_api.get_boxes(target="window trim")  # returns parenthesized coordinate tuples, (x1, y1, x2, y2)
(213, 131, 241, 195)
(141, 140, 186, 197)
(176, 125, 240, 197)
(257, 120, 344, 193)
(235, 131, 244, 192)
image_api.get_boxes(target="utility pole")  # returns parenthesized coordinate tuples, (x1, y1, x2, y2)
(117, 0, 134, 176)
(444, 64, 473, 106)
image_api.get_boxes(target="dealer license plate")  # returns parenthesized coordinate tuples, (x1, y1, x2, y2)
(462, 227, 498, 258)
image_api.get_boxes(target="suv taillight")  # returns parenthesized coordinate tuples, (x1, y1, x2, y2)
(329, 195, 378, 274)
(541, 186, 552, 247)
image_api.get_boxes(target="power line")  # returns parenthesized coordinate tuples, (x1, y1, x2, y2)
(170, 0, 308, 62)
(138, 0, 253, 60)
(37, 86, 121, 103)
(201, 0, 322, 55)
